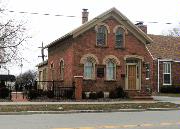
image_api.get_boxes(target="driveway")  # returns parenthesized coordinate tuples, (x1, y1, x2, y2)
(153, 96, 180, 104)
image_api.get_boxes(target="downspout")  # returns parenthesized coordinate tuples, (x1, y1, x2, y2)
(157, 58, 160, 92)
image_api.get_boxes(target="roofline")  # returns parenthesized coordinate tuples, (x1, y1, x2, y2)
(36, 60, 48, 67)
(45, 7, 153, 48)
(45, 34, 72, 48)
(154, 58, 180, 62)
(145, 45, 155, 60)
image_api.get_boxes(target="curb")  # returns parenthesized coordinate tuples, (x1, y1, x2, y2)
(0, 108, 180, 115)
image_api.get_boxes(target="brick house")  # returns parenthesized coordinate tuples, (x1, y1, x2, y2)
(36, 60, 48, 90)
(147, 35, 180, 92)
(41, 7, 155, 99)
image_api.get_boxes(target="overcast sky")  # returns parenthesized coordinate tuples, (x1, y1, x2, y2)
(0, 0, 180, 75)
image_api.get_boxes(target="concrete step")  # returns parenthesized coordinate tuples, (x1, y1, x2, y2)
(131, 96, 153, 100)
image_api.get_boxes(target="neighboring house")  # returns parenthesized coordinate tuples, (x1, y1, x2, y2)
(36, 60, 48, 91)
(0, 74, 16, 88)
(42, 7, 154, 98)
(147, 35, 180, 92)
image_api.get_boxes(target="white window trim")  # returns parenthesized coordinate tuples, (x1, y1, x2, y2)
(96, 25, 108, 47)
(83, 61, 95, 80)
(115, 27, 125, 48)
(106, 61, 116, 81)
(163, 62, 172, 85)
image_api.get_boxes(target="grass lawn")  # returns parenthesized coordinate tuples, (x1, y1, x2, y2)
(0, 102, 179, 112)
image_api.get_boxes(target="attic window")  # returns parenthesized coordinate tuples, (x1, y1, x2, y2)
(96, 25, 107, 46)
(115, 28, 124, 48)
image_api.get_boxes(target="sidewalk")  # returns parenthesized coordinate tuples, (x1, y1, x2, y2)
(0, 100, 156, 105)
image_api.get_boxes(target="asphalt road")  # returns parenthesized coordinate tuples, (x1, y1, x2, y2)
(0, 110, 179, 129)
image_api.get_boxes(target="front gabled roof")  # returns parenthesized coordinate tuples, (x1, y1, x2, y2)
(46, 7, 153, 48)
(147, 34, 180, 61)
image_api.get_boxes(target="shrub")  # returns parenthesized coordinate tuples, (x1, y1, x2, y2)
(160, 85, 180, 93)
(109, 87, 127, 99)
(116, 87, 127, 98)
(66, 89, 74, 99)
(89, 92, 97, 99)
(97, 91, 104, 98)
(0, 87, 9, 98)
(41, 90, 48, 96)
(82, 92, 87, 99)
(47, 90, 54, 98)
(109, 90, 117, 99)
(27, 89, 38, 99)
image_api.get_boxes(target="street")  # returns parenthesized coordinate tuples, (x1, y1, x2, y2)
(0, 110, 179, 129)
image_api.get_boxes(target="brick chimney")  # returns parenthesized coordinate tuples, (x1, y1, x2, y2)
(82, 9, 89, 24)
(135, 21, 147, 33)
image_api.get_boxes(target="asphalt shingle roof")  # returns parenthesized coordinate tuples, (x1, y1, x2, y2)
(147, 34, 180, 61)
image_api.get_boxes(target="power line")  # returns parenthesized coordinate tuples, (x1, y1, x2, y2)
(4, 9, 78, 18)
(1, 9, 179, 25)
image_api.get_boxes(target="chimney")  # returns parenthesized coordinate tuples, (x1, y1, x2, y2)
(82, 9, 89, 24)
(135, 21, 147, 33)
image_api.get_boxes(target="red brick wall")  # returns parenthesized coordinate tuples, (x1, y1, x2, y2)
(48, 38, 74, 86)
(172, 62, 180, 85)
(155, 61, 180, 88)
(72, 17, 153, 93)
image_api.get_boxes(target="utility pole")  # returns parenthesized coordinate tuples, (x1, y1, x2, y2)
(38, 42, 47, 62)
(20, 58, 23, 75)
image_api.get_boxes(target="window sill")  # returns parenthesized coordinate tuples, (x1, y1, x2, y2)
(146, 78, 150, 80)
(115, 47, 125, 50)
(163, 84, 172, 86)
(83, 79, 96, 81)
(95, 45, 108, 48)
(104, 80, 117, 82)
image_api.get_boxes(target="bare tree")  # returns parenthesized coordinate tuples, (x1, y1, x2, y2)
(15, 70, 37, 91)
(0, 2, 29, 64)
(167, 28, 180, 37)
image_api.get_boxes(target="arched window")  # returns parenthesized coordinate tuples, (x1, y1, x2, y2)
(115, 28, 124, 48)
(84, 60, 94, 79)
(96, 25, 107, 46)
(106, 60, 116, 80)
(59, 60, 64, 80)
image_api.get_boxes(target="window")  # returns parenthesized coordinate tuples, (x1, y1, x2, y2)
(50, 63, 54, 69)
(96, 25, 107, 46)
(60, 60, 64, 80)
(39, 71, 42, 81)
(163, 62, 171, 85)
(106, 60, 116, 80)
(115, 28, 124, 48)
(84, 60, 94, 79)
(50, 63, 55, 80)
(145, 63, 150, 79)
(43, 68, 47, 81)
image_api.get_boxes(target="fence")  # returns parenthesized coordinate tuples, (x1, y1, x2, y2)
(36, 81, 75, 99)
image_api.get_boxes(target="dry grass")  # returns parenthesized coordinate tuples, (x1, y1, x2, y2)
(0, 102, 179, 112)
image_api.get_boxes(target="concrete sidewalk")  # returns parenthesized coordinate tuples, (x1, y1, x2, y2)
(153, 96, 180, 104)
(0, 100, 156, 105)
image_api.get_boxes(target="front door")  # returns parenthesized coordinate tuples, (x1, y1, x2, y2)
(127, 64, 137, 90)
